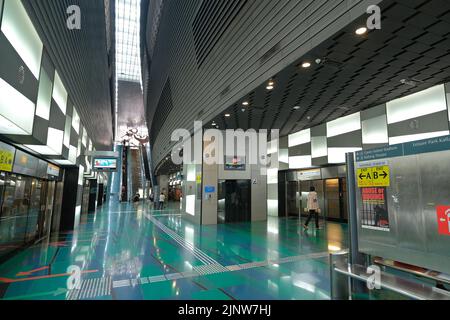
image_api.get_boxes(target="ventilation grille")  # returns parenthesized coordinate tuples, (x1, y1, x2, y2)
(192, 0, 248, 67)
(151, 79, 174, 146)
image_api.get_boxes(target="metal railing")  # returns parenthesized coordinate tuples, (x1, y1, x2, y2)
(330, 251, 450, 300)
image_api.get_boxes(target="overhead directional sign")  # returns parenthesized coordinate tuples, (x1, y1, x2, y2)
(357, 166, 390, 187)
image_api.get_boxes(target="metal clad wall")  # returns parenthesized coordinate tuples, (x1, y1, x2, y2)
(146, 0, 382, 167)
(357, 151, 450, 274)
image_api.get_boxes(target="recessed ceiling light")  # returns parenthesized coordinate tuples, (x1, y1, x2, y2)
(355, 27, 367, 35)
(242, 101, 249, 106)
(268, 80, 275, 86)
(302, 62, 311, 68)
(225, 114, 231, 117)
(293, 106, 300, 110)
(266, 85, 274, 90)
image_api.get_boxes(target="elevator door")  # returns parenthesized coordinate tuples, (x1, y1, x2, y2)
(287, 181, 299, 217)
(218, 180, 251, 223)
(325, 179, 340, 220)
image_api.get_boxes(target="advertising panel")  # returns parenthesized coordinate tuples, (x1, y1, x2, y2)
(360, 187, 390, 232)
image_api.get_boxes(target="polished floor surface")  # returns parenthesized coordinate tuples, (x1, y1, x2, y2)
(0, 201, 352, 300)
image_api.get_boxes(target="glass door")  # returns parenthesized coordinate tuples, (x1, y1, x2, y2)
(0, 174, 33, 257)
(25, 178, 43, 242)
(286, 181, 299, 217)
(38, 181, 55, 239)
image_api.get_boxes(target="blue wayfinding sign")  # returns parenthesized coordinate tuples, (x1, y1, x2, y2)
(356, 134, 450, 162)
(204, 186, 215, 193)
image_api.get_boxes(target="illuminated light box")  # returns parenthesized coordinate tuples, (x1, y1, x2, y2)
(0, 78, 35, 135)
(327, 112, 361, 138)
(186, 195, 196, 216)
(35, 68, 53, 120)
(289, 156, 312, 169)
(25, 127, 64, 156)
(52, 71, 68, 115)
(224, 156, 246, 171)
(1, 0, 43, 79)
(387, 84, 447, 124)
(362, 115, 388, 145)
(93, 158, 118, 172)
(288, 129, 311, 147)
(328, 147, 362, 164)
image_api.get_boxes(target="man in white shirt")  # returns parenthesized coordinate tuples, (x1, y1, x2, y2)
(304, 186, 320, 230)
(159, 192, 166, 210)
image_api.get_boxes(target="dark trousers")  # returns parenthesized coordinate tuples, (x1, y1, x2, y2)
(305, 209, 319, 228)
(159, 201, 164, 210)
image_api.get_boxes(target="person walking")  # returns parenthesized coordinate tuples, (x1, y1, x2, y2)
(158, 192, 166, 210)
(303, 186, 320, 230)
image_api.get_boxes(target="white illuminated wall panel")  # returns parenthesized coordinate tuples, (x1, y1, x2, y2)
(288, 129, 310, 147)
(387, 84, 447, 124)
(279, 148, 289, 164)
(186, 195, 196, 216)
(1, 0, 43, 79)
(327, 113, 361, 137)
(289, 156, 312, 169)
(311, 136, 327, 158)
(72, 109, 80, 134)
(35, 68, 53, 120)
(362, 115, 388, 145)
(267, 168, 278, 184)
(186, 164, 196, 182)
(47, 127, 64, 154)
(52, 71, 67, 115)
(328, 147, 362, 164)
(0, 78, 35, 135)
(63, 116, 72, 147)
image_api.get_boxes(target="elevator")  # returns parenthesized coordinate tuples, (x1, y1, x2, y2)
(283, 166, 348, 222)
(217, 180, 251, 223)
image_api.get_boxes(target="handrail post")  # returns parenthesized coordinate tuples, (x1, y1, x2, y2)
(330, 251, 350, 300)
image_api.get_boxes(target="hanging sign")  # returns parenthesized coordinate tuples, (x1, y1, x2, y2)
(0, 141, 15, 172)
(357, 165, 390, 188)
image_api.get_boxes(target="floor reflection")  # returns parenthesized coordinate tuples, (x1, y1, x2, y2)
(0, 201, 350, 300)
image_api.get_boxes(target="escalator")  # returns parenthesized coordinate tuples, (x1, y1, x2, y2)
(128, 148, 144, 199)
(118, 144, 153, 202)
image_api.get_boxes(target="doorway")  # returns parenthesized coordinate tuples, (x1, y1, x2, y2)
(0, 174, 57, 260)
(217, 180, 251, 223)
(284, 176, 348, 223)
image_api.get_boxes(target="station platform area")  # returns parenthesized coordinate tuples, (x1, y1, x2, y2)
(0, 201, 356, 300)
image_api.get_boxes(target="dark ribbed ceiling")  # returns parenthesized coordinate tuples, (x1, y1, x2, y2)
(23, 0, 114, 151)
(209, 0, 450, 136)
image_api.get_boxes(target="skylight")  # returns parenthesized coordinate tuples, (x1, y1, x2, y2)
(114, 0, 143, 139)
(115, 0, 142, 83)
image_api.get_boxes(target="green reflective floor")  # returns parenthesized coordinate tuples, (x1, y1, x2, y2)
(0, 201, 352, 300)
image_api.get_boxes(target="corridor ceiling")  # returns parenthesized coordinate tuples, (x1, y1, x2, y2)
(207, 0, 450, 136)
(23, 0, 114, 151)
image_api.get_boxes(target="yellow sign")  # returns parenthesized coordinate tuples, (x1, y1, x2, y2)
(196, 174, 202, 184)
(0, 149, 15, 172)
(357, 166, 390, 187)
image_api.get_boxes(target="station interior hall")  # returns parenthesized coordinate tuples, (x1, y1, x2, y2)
(0, 0, 450, 301)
